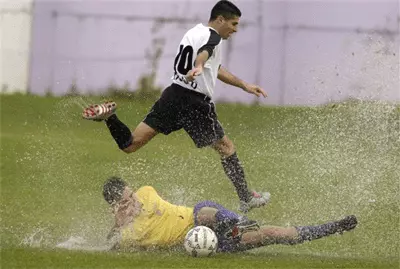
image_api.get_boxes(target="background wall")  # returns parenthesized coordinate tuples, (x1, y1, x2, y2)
(0, 0, 33, 94)
(281, 1, 399, 105)
(23, 0, 400, 104)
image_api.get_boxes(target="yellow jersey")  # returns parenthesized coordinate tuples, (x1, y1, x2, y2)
(120, 186, 194, 248)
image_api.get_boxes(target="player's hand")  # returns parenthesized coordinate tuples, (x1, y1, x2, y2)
(185, 66, 203, 82)
(106, 227, 120, 240)
(242, 83, 267, 98)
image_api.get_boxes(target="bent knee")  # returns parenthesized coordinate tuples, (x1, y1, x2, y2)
(122, 144, 137, 153)
(212, 136, 235, 157)
(196, 207, 218, 227)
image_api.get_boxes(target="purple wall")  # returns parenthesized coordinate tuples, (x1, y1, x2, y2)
(29, 0, 399, 105)
(282, 1, 399, 104)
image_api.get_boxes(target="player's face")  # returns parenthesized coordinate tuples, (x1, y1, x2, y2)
(220, 16, 240, 39)
(112, 187, 140, 225)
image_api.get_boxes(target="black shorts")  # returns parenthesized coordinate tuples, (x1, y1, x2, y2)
(143, 83, 225, 148)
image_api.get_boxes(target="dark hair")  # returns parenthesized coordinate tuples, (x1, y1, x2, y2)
(103, 176, 127, 205)
(209, 0, 241, 21)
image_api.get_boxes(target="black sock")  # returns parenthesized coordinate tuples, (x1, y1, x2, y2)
(295, 221, 340, 242)
(105, 114, 133, 149)
(221, 152, 251, 203)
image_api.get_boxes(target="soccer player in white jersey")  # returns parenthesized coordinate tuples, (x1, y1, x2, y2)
(82, 0, 269, 213)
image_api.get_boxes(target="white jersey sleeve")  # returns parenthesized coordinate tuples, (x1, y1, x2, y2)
(172, 24, 222, 98)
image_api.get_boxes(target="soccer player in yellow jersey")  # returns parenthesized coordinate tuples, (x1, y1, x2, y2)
(103, 177, 358, 252)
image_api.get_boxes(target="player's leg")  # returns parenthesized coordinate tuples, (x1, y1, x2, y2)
(183, 99, 269, 213)
(193, 201, 263, 253)
(237, 226, 298, 250)
(182, 96, 240, 202)
(183, 106, 251, 203)
(105, 114, 159, 153)
(212, 135, 270, 213)
(193, 201, 241, 231)
(82, 101, 158, 152)
(82, 85, 183, 152)
(122, 122, 158, 153)
(193, 201, 258, 243)
(210, 135, 235, 157)
(211, 136, 251, 206)
(195, 206, 219, 228)
(234, 215, 358, 252)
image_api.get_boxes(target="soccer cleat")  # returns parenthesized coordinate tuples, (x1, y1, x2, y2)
(82, 101, 117, 121)
(226, 217, 260, 239)
(218, 216, 260, 241)
(239, 191, 271, 213)
(336, 215, 358, 234)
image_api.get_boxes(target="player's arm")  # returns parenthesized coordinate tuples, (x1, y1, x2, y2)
(105, 226, 122, 251)
(217, 66, 267, 98)
(217, 66, 246, 89)
(107, 240, 121, 251)
(185, 50, 209, 81)
(186, 30, 221, 81)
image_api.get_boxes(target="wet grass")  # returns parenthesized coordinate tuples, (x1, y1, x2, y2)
(1, 94, 399, 268)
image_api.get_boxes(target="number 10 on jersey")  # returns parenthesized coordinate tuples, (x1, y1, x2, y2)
(173, 45, 198, 90)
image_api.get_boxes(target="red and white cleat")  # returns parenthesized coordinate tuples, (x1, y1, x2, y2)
(82, 101, 117, 121)
(239, 190, 271, 213)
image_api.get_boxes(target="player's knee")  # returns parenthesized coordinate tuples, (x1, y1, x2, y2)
(222, 146, 235, 158)
(122, 144, 136, 153)
(122, 148, 133, 154)
(213, 137, 235, 157)
(226, 142, 235, 156)
(196, 207, 218, 228)
(122, 137, 149, 153)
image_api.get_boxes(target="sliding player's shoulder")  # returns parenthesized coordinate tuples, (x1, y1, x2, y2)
(136, 186, 157, 196)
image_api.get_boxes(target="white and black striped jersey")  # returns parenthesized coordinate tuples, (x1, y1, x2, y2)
(172, 23, 222, 98)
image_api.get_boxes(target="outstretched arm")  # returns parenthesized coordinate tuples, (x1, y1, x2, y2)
(217, 66, 267, 98)
(106, 226, 121, 251)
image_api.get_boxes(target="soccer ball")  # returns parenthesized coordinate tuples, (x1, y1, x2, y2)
(183, 226, 218, 257)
